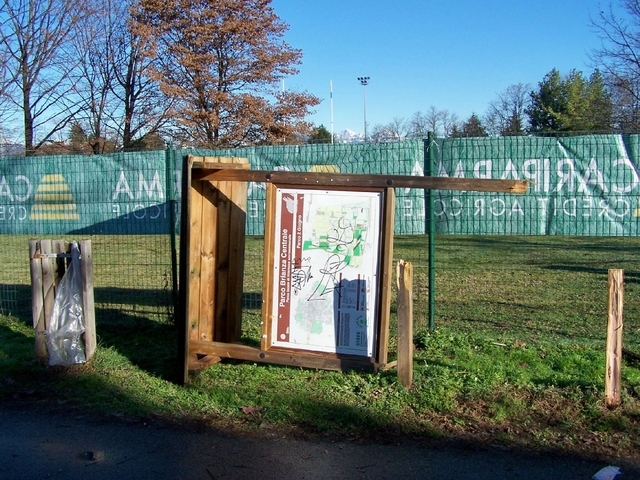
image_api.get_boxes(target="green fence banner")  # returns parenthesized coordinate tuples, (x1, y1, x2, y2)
(432, 135, 640, 235)
(1, 135, 639, 236)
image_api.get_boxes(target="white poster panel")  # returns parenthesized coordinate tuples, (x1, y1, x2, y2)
(271, 188, 382, 357)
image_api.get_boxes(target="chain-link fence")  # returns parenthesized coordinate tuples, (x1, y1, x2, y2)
(1, 136, 639, 352)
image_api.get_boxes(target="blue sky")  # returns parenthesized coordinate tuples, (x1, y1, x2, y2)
(272, 0, 625, 135)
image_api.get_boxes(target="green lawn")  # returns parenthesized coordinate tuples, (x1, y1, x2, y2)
(1, 234, 639, 464)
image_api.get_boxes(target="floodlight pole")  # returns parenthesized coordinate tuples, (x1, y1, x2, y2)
(358, 76, 370, 142)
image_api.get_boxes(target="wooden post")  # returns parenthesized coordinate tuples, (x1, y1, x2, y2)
(29, 239, 96, 363)
(606, 269, 624, 408)
(29, 240, 47, 361)
(397, 260, 413, 388)
(79, 240, 96, 361)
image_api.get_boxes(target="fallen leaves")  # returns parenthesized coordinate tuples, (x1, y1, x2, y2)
(240, 406, 264, 415)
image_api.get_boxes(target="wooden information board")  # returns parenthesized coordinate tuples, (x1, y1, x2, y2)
(179, 155, 529, 383)
(269, 187, 383, 357)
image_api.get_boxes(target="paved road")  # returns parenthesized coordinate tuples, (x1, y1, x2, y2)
(0, 405, 635, 480)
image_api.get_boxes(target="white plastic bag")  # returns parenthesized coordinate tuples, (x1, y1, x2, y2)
(593, 466, 621, 480)
(46, 242, 86, 366)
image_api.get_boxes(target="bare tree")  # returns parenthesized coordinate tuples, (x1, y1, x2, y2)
(112, 0, 173, 150)
(369, 123, 388, 143)
(406, 111, 429, 138)
(0, 47, 17, 142)
(440, 110, 459, 137)
(590, 1, 640, 131)
(484, 83, 530, 135)
(407, 106, 458, 138)
(68, 0, 173, 152)
(424, 106, 442, 134)
(70, 0, 118, 153)
(0, 0, 91, 155)
(369, 117, 406, 143)
(386, 116, 407, 139)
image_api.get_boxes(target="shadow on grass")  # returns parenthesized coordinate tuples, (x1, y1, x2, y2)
(0, 284, 32, 326)
(95, 308, 179, 382)
(0, 321, 42, 384)
(1, 284, 174, 325)
(545, 265, 640, 283)
(3, 318, 640, 477)
(0, 284, 180, 382)
(426, 235, 640, 254)
(2, 284, 269, 383)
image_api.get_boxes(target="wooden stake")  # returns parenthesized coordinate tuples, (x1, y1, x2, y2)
(605, 269, 624, 408)
(79, 240, 96, 361)
(29, 240, 47, 361)
(397, 260, 413, 388)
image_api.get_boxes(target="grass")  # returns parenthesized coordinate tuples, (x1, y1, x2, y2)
(2, 234, 640, 467)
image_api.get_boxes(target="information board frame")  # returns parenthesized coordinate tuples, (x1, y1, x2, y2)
(179, 157, 527, 381)
(261, 183, 395, 367)
(269, 187, 381, 356)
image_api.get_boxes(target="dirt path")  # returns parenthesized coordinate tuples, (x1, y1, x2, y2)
(0, 404, 636, 480)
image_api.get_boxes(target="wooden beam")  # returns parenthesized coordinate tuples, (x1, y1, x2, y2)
(188, 353, 222, 374)
(191, 157, 250, 170)
(397, 260, 414, 388)
(29, 240, 47, 362)
(192, 169, 529, 193)
(606, 269, 624, 408)
(376, 188, 395, 364)
(261, 183, 277, 351)
(189, 340, 381, 372)
(79, 240, 96, 361)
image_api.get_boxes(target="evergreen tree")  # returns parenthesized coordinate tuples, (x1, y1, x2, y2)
(68, 123, 92, 154)
(309, 124, 332, 143)
(527, 68, 614, 133)
(451, 113, 487, 137)
(526, 69, 567, 132)
(585, 70, 614, 131)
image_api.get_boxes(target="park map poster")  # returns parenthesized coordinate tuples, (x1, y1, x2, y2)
(270, 188, 382, 357)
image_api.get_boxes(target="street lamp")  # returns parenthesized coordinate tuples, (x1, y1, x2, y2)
(357, 76, 369, 142)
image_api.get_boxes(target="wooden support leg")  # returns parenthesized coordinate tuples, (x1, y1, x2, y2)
(605, 269, 624, 408)
(397, 260, 414, 388)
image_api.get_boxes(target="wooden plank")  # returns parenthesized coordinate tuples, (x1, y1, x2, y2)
(376, 188, 395, 364)
(605, 269, 624, 408)
(198, 180, 217, 342)
(191, 156, 250, 170)
(182, 155, 251, 381)
(190, 340, 380, 372)
(40, 240, 55, 335)
(187, 176, 204, 341)
(225, 171, 247, 343)
(397, 260, 414, 388)
(29, 239, 47, 361)
(192, 170, 529, 194)
(382, 360, 398, 370)
(188, 353, 222, 374)
(79, 240, 96, 361)
(261, 182, 278, 351)
(179, 155, 194, 384)
(213, 176, 231, 342)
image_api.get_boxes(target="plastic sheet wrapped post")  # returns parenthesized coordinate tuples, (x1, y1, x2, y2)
(46, 242, 85, 366)
(29, 239, 96, 365)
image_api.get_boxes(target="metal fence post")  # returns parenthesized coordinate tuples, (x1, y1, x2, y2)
(166, 145, 179, 323)
(425, 134, 436, 332)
